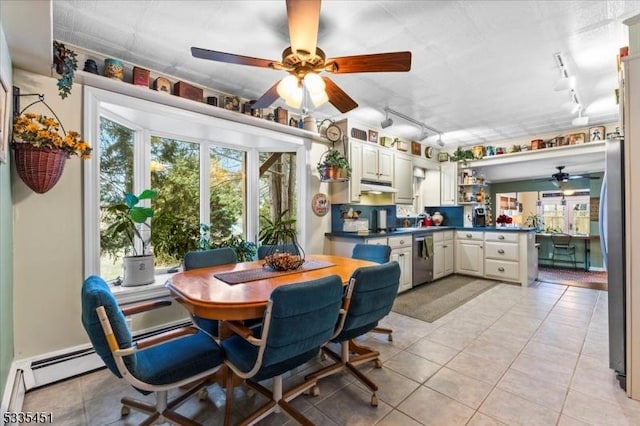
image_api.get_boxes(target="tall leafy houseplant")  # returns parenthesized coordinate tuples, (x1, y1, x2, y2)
(103, 189, 158, 286)
(258, 210, 305, 271)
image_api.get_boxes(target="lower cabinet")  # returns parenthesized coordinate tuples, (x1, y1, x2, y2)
(455, 231, 484, 277)
(389, 236, 413, 293)
(433, 231, 454, 280)
(484, 232, 521, 282)
(325, 235, 412, 293)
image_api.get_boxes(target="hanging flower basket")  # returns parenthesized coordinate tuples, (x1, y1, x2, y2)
(13, 144, 69, 193)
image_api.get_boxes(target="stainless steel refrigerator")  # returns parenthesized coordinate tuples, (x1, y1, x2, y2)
(599, 136, 626, 390)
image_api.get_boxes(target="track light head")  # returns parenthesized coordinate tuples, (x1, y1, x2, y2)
(381, 117, 393, 128)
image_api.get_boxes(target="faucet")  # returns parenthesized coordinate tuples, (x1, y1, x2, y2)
(417, 219, 424, 228)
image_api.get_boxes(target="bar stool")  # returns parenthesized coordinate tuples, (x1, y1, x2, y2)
(551, 233, 577, 270)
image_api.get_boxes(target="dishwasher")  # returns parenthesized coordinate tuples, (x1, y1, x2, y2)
(412, 232, 434, 287)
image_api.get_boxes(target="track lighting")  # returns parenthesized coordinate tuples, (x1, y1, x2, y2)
(381, 111, 393, 128)
(572, 107, 589, 126)
(382, 107, 442, 141)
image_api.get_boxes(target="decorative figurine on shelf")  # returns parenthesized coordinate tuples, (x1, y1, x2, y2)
(83, 59, 99, 74)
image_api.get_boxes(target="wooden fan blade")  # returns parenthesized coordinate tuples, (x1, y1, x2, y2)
(286, 0, 321, 57)
(252, 81, 281, 109)
(323, 77, 358, 113)
(328, 52, 412, 73)
(191, 47, 275, 68)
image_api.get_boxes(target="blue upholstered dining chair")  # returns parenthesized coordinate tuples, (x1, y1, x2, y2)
(351, 243, 395, 342)
(306, 261, 401, 407)
(221, 275, 343, 425)
(183, 247, 238, 338)
(81, 275, 224, 425)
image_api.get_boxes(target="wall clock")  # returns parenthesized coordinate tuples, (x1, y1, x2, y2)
(425, 146, 434, 158)
(311, 193, 330, 216)
(325, 124, 342, 143)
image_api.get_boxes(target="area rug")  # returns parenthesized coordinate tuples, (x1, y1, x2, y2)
(537, 266, 608, 291)
(392, 275, 499, 323)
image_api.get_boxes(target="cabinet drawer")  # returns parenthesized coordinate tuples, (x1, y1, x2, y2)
(432, 232, 444, 243)
(443, 231, 454, 241)
(388, 235, 411, 248)
(365, 237, 388, 245)
(456, 230, 483, 241)
(484, 232, 519, 243)
(485, 259, 520, 281)
(484, 241, 519, 261)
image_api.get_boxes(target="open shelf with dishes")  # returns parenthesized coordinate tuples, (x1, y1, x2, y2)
(457, 169, 488, 205)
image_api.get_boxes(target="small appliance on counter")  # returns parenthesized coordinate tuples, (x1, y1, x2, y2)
(472, 205, 487, 227)
(377, 209, 388, 232)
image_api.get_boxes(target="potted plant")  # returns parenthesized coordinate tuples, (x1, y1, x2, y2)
(316, 149, 351, 181)
(258, 210, 305, 271)
(450, 147, 475, 166)
(198, 223, 257, 261)
(102, 189, 158, 286)
(12, 112, 92, 193)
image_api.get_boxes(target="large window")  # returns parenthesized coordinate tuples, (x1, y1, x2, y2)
(85, 87, 307, 283)
(540, 191, 590, 235)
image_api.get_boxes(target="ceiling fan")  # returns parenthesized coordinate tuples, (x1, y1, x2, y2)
(547, 166, 599, 187)
(190, 0, 411, 113)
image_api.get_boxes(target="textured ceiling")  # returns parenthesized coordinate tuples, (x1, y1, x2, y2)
(34, 1, 640, 146)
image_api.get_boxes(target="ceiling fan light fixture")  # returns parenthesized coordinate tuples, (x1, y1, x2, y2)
(277, 75, 299, 99)
(303, 72, 325, 93)
(309, 89, 329, 107)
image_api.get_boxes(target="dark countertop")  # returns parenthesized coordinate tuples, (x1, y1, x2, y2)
(326, 226, 536, 239)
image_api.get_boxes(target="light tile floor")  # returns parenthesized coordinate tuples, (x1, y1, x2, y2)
(21, 280, 640, 425)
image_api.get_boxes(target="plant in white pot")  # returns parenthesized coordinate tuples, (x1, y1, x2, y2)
(102, 189, 158, 286)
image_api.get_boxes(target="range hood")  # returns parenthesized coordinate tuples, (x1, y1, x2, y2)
(360, 180, 398, 194)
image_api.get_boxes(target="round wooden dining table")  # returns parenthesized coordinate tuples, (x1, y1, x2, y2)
(166, 254, 375, 321)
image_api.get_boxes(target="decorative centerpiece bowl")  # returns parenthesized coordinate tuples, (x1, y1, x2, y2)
(264, 250, 304, 271)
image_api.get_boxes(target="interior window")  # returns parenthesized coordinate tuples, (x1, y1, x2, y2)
(209, 146, 247, 239)
(84, 87, 308, 284)
(259, 152, 298, 235)
(99, 117, 134, 281)
(150, 136, 200, 268)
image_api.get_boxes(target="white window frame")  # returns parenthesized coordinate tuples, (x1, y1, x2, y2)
(83, 87, 308, 298)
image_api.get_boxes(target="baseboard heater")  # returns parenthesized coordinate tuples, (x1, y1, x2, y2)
(25, 320, 192, 390)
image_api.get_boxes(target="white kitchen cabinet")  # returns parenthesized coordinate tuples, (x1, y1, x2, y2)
(349, 141, 363, 202)
(388, 235, 412, 293)
(394, 153, 414, 205)
(433, 231, 454, 280)
(455, 230, 484, 276)
(440, 161, 458, 205)
(363, 144, 393, 182)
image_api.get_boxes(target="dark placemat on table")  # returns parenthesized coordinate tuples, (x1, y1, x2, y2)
(214, 260, 335, 285)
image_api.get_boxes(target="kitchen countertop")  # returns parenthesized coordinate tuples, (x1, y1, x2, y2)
(326, 226, 536, 238)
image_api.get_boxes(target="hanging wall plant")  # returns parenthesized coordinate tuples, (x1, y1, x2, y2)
(53, 41, 78, 99)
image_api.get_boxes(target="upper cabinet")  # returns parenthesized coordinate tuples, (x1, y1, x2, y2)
(362, 144, 393, 182)
(394, 153, 413, 204)
(440, 161, 457, 205)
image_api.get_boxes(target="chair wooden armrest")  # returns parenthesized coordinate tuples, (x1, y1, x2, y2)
(135, 325, 200, 350)
(121, 299, 172, 316)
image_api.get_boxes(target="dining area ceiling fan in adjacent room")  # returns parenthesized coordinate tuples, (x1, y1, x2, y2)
(546, 165, 600, 187)
(190, 0, 412, 114)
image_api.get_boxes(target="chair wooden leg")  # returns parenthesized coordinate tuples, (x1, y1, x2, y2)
(224, 367, 234, 426)
(370, 326, 393, 341)
(279, 399, 314, 426)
